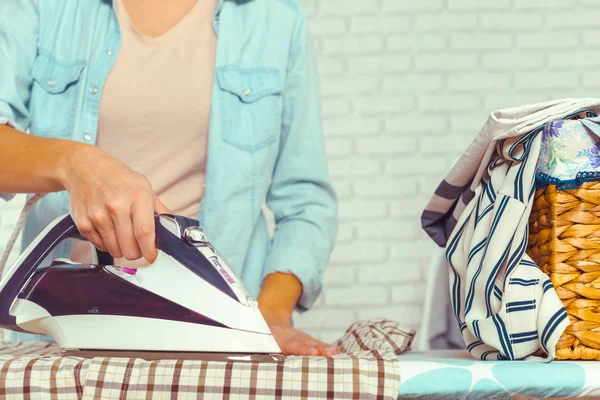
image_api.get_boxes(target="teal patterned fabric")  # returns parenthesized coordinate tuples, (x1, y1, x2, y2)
(398, 351, 592, 399)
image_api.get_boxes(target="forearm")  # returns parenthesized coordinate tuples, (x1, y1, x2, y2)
(0, 124, 76, 194)
(258, 272, 303, 324)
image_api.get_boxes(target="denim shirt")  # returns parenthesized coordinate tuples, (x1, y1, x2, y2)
(0, 0, 337, 340)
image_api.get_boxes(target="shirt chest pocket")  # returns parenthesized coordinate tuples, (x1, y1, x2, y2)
(29, 53, 85, 137)
(216, 67, 283, 153)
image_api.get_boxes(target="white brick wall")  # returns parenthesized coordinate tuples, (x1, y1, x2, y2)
(2, 0, 600, 346)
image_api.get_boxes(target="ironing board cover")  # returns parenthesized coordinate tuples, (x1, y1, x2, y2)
(0, 319, 414, 400)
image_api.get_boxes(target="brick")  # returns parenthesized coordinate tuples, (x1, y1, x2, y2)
(450, 113, 492, 134)
(319, 0, 373, 16)
(350, 16, 411, 34)
(357, 306, 423, 329)
(322, 98, 350, 116)
(385, 157, 447, 176)
(294, 308, 357, 329)
(448, 0, 510, 8)
(451, 33, 512, 50)
(324, 117, 382, 137)
(324, 266, 356, 286)
(332, 181, 353, 199)
(298, 0, 317, 16)
(348, 55, 411, 75)
(320, 77, 379, 97)
(515, 0, 576, 8)
(353, 177, 419, 198)
(335, 222, 355, 244)
(481, 13, 544, 30)
(484, 93, 548, 111)
(583, 31, 600, 46)
(390, 198, 432, 218)
(390, 283, 428, 305)
(322, 36, 384, 55)
(382, 73, 444, 93)
(385, 115, 448, 135)
(546, 12, 599, 27)
(328, 159, 382, 178)
(387, 34, 447, 51)
(355, 136, 418, 156)
(356, 261, 422, 284)
(545, 88, 598, 100)
(447, 73, 511, 91)
(308, 18, 347, 36)
(516, 32, 579, 49)
(415, 13, 477, 31)
(325, 138, 353, 157)
(419, 177, 442, 196)
(330, 242, 387, 265)
(338, 199, 388, 220)
(318, 58, 347, 76)
(419, 95, 481, 112)
(481, 52, 544, 69)
(355, 220, 419, 240)
(420, 134, 473, 154)
(353, 95, 415, 114)
(416, 53, 478, 71)
(514, 72, 579, 89)
(326, 287, 389, 306)
(548, 51, 600, 69)
(581, 73, 600, 89)
(390, 237, 441, 261)
(382, 0, 443, 11)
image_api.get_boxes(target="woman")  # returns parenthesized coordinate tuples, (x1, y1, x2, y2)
(0, 0, 338, 356)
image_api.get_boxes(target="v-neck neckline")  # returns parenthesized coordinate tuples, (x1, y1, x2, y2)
(117, 0, 203, 46)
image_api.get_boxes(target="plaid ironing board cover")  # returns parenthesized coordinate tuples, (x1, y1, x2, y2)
(0, 319, 414, 400)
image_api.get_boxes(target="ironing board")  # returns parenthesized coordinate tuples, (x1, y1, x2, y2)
(397, 350, 600, 399)
(0, 319, 414, 400)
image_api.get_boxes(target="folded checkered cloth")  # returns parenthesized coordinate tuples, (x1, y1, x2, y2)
(0, 319, 414, 399)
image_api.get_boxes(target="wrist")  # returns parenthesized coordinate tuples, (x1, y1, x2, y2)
(258, 272, 302, 326)
(52, 139, 90, 191)
(259, 302, 292, 326)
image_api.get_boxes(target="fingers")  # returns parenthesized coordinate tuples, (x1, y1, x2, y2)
(132, 191, 158, 263)
(284, 341, 319, 356)
(72, 212, 107, 253)
(110, 203, 142, 261)
(89, 207, 123, 259)
(274, 326, 340, 357)
(153, 195, 171, 214)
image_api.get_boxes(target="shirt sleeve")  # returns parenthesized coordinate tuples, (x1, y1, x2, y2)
(0, 0, 38, 201)
(262, 8, 338, 312)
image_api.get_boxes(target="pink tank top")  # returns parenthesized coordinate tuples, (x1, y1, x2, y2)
(71, 0, 216, 264)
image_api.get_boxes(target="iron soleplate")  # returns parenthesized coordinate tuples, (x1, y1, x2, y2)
(62, 349, 285, 363)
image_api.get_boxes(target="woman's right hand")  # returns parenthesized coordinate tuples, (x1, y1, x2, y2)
(58, 143, 170, 263)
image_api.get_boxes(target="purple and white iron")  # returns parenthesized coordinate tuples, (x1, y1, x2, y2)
(0, 213, 283, 362)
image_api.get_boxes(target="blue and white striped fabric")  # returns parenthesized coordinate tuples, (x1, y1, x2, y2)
(422, 98, 600, 361)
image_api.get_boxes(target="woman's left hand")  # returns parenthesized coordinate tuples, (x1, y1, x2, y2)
(262, 313, 339, 357)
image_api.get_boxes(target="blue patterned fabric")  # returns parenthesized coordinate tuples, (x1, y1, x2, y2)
(398, 351, 592, 399)
(536, 113, 600, 189)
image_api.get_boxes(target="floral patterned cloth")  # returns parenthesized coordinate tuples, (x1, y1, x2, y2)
(536, 117, 600, 182)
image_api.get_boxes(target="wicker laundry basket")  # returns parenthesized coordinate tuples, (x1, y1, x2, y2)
(528, 181, 600, 360)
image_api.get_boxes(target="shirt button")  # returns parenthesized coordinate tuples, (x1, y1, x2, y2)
(84, 134, 92, 142)
(48, 79, 56, 87)
(106, 49, 113, 56)
(243, 89, 251, 96)
(89, 87, 99, 94)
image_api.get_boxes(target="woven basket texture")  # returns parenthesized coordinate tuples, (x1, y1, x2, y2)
(528, 182, 600, 360)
